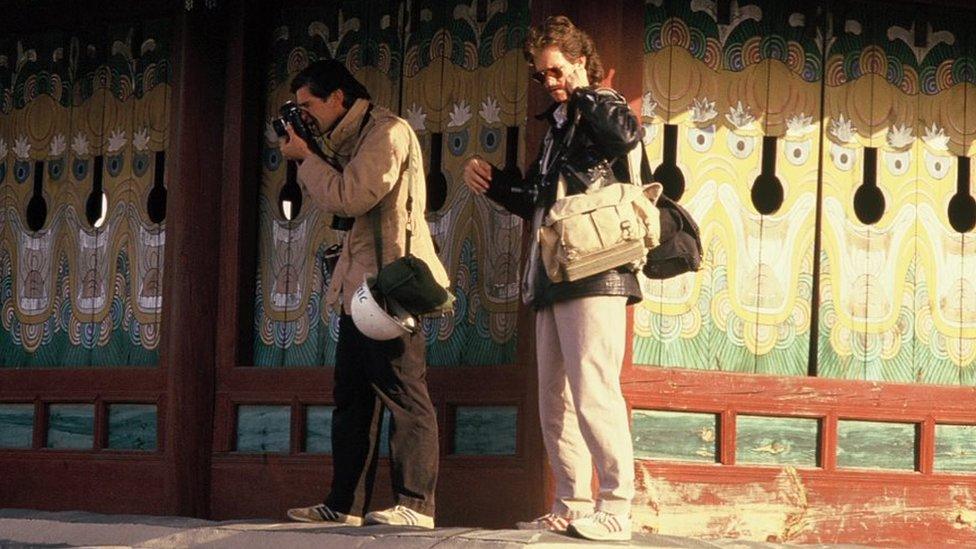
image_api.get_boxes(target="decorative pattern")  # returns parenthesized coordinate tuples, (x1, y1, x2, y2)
(0, 22, 171, 367)
(818, 5, 976, 384)
(637, 0, 975, 386)
(637, 0, 819, 376)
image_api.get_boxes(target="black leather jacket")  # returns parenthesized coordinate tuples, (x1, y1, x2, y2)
(485, 86, 643, 309)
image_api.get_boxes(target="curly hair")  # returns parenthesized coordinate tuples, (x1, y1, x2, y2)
(523, 15, 604, 85)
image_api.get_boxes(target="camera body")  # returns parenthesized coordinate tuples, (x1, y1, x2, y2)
(272, 101, 315, 143)
(273, 101, 355, 232)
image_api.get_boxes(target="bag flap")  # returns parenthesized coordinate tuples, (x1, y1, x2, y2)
(545, 183, 642, 222)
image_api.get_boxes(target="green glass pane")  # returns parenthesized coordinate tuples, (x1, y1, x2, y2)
(304, 406, 389, 457)
(632, 410, 718, 463)
(108, 404, 157, 451)
(0, 404, 34, 448)
(46, 404, 94, 449)
(736, 416, 818, 467)
(236, 405, 290, 453)
(935, 424, 976, 473)
(305, 406, 334, 454)
(453, 406, 517, 455)
(837, 420, 916, 471)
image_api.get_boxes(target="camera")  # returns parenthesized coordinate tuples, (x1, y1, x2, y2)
(273, 101, 355, 232)
(272, 101, 316, 144)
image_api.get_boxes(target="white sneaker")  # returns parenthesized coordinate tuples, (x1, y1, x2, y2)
(515, 512, 572, 533)
(568, 511, 631, 541)
(364, 504, 435, 529)
(286, 503, 363, 526)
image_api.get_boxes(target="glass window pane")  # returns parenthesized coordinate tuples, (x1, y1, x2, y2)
(305, 406, 334, 454)
(453, 406, 517, 455)
(837, 420, 916, 471)
(46, 404, 94, 450)
(934, 424, 976, 474)
(236, 405, 290, 453)
(0, 404, 34, 448)
(736, 416, 818, 467)
(108, 404, 157, 451)
(632, 409, 718, 463)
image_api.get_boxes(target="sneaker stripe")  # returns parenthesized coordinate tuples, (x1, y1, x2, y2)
(317, 505, 341, 522)
(547, 516, 568, 530)
(403, 507, 417, 525)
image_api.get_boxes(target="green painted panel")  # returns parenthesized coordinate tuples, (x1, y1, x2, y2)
(0, 404, 33, 448)
(453, 406, 517, 456)
(305, 406, 334, 454)
(107, 404, 157, 451)
(305, 405, 390, 457)
(236, 405, 290, 453)
(934, 424, 976, 474)
(837, 420, 916, 471)
(46, 404, 94, 449)
(735, 416, 818, 467)
(632, 410, 718, 463)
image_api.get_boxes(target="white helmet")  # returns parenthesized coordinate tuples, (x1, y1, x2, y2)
(351, 276, 417, 340)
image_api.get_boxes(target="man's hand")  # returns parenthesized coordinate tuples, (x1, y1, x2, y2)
(563, 61, 588, 94)
(278, 124, 312, 162)
(462, 156, 492, 194)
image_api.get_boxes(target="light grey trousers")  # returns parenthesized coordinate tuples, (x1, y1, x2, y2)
(535, 295, 635, 517)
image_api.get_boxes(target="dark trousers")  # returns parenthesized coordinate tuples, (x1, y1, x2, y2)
(325, 314, 438, 517)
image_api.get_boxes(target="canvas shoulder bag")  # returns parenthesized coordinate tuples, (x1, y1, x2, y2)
(538, 153, 662, 283)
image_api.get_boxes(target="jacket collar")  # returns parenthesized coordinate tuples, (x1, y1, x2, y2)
(535, 101, 562, 125)
(325, 98, 371, 156)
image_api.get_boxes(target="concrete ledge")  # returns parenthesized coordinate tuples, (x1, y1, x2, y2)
(0, 509, 868, 548)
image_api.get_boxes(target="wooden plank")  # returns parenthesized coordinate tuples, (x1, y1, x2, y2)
(623, 366, 976, 417)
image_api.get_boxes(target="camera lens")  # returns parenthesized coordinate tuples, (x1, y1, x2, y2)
(271, 117, 288, 138)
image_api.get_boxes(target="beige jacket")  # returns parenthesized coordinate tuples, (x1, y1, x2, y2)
(297, 99, 450, 313)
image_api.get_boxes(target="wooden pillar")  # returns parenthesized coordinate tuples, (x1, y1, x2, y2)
(161, 3, 228, 518)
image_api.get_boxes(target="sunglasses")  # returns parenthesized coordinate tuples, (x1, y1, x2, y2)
(530, 63, 574, 85)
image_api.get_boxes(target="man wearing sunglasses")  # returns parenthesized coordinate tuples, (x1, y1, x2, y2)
(462, 15, 641, 543)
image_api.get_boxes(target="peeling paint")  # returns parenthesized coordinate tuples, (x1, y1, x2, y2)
(632, 463, 976, 543)
(633, 464, 813, 541)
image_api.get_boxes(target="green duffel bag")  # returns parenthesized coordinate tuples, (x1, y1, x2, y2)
(375, 255, 455, 317)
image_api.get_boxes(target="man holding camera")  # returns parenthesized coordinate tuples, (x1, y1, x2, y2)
(279, 60, 449, 529)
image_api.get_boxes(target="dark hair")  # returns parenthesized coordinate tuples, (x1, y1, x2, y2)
(290, 59, 371, 109)
(524, 15, 604, 85)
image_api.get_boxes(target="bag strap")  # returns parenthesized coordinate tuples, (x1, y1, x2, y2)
(370, 117, 414, 271)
